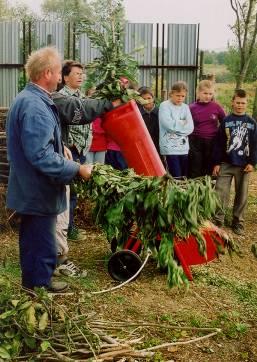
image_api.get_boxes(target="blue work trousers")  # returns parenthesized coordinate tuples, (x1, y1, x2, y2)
(19, 214, 57, 289)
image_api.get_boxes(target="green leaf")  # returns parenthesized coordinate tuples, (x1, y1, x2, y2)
(38, 311, 48, 331)
(4, 330, 15, 339)
(0, 346, 11, 359)
(40, 340, 51, 352)
(17, 300, 32, 310)
(11, 300, 19, 307)
(24, 336, 37, 349)
(0, 310, 16, 319)
(25, 305, 37, 334)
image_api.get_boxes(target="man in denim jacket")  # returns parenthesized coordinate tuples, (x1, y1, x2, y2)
(6, 47, 118, 292)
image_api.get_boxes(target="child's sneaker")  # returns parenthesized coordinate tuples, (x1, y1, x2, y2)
(54, 260, 87, 277)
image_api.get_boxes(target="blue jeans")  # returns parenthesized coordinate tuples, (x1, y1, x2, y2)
(86, 151, 106, 164)
(19, 214, 57, 289)
(165, 154, 188, 178)
(69, 147, 86, 230)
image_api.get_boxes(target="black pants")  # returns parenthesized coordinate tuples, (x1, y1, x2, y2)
(188, 135, 215, 178)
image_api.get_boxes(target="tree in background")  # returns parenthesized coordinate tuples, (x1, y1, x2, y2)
(230, 0, 257, 88)
(0, 0, 10, 19)
(0, 0, 37, 20)
(41, 0, 92, 22)
(225, 45, 257, 83)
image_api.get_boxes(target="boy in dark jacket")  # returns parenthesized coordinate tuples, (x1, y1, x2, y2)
(137, 87, 160, 155)
(212, 89, 257, 235)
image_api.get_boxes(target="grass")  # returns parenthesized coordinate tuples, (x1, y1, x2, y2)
(201, 63, 257, 115)
(194, 269, 257, 315)
(215, 82, 257, 114)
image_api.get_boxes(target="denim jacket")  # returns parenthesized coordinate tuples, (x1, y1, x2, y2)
(6, 83, 80, 215)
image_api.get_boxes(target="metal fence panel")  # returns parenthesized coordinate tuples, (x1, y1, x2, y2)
(125, 23, 153, 87)
(124, 23, 153, 64)
(0, 21, 20, 107)
(166, 69, 196, 104)
(0, 21, 198, 106)
(0, 69, 19, 107)
(0, 21, 21, 64)
(79, 32, 101, 64)
(35, 22, 65, 57)
(166, 24, 198, 101)
(167, 24, 198, 65)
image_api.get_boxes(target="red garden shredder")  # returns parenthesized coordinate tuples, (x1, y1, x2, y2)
(102, 100, 225, 282)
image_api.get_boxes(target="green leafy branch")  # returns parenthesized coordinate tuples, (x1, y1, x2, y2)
(0, 275, 99, 360)
(74, 164, 237, 287)
(77, 0, 143, 103)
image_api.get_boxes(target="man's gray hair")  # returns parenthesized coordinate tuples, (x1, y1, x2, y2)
(25, 46, 61, 82)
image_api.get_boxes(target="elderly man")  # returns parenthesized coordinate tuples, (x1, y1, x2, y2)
(6, 47, 118, 292)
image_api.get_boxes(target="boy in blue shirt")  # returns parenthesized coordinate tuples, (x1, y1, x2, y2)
(213, 89, 257, 235)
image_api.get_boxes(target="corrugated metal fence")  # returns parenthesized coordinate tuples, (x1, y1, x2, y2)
(0, 21, 199, 107)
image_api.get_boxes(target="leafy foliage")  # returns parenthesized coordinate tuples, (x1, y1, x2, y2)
(225, 45, 257, 82)
(77, 0, 142, 102)
(41, 0, 91, 22)
(0, 0, 37, 21)
(74, 164, 235, 287)
(0, 275, 99, 360)
(229, 0, 257, 88)
(203, 50, 227, 65)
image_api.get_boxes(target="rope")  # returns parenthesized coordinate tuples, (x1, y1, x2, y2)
(91, 249, 152, 295)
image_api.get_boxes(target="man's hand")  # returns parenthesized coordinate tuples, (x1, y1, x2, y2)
(78, 164, 93, 180)
(212, 165, 221, 176)
(244, 164, 254, 173)
(112, 99, 122, 108)
(64, 145, 72, 160)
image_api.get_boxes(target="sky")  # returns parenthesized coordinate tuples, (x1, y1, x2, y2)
(10, 0, 236, 50)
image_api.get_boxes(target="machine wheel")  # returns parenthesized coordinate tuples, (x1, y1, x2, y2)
(108, 250, 142, 282)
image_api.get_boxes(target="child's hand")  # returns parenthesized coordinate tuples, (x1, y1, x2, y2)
(244, 164, 254, 172)
(212, 165, 220, 176)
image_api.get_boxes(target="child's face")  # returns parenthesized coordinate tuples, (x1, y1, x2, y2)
(170, 90, 186, 105)
(198, 87, 214, 103)
(141, 93, 154, 110)
(232, 96, 247, 115)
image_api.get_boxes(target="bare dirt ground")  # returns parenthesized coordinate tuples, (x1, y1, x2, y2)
(1, 173, 257, 362)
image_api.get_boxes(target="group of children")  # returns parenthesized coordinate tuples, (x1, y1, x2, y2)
(54, 72, 257, 280)
(138, 80, 257, 236)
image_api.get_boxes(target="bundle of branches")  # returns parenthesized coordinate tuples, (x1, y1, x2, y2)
(0, 275, 97, 360)
(77, 0, 144, 103)
(0, 275, 155, 361)
(74, 165, 236, 287)
(0, 275, 221, 361)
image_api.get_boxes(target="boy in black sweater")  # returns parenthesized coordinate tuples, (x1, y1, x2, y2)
(212, 89, 257, 235)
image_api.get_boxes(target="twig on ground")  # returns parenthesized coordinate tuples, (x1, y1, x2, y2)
(139, 331, 220, 352)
